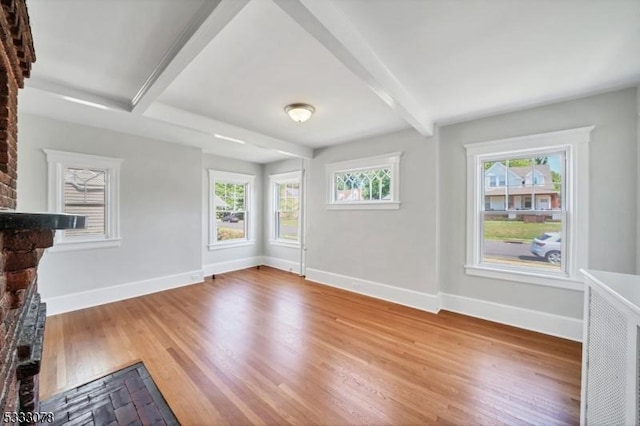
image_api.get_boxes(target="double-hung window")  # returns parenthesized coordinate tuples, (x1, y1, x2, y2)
(326, 152, 401, 210)
(465, 127, 592, 289)
(269, 172, 302, 246)
(269, 171, 301, 246)
(208, 170, 255, 249)
(45, 149, 122, 251)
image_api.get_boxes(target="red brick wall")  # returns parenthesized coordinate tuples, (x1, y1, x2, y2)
(0, 0, 37, 420)
(0, 230, 52, 417)
(0, 0, 35, 210)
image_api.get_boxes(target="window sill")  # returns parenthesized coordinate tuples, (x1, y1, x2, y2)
(49, 238, 121, 252)
(326, 201, 400, 210)
(269, 240, 301, 249)
(208, 240, 255, 251)
(464, 264, 584, 291)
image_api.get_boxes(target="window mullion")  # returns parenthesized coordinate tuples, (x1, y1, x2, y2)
(505, 159, 509, 211)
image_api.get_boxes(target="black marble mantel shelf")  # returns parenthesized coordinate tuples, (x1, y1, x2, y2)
(0, 211, 86, 230)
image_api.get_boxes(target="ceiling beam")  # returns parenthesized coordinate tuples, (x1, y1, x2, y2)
(145, 103, 313, 159)
(130, 0, 250, 114)
(27, 78, 131, 111)
(274, 0, 433, 137)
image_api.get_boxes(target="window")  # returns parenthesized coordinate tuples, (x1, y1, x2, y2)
(465, 126, 592, 290)
(326, 152, 401, 210)
(269, 171, 301, 246)
(208, 170, 255, 249)
(45, 149, 122, 251)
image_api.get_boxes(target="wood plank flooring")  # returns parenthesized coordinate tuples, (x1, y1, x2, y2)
(40, 267, 582, 425)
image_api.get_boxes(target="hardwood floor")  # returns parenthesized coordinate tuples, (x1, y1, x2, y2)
(40, 267, 582, 425)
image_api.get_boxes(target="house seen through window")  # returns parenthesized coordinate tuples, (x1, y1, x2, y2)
(481, 153, 565, 272)
(465, 126, 591, 289)
(45, 149, 122, 251)
(64, 168, 107, 238)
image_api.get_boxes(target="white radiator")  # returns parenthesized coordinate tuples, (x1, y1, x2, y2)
(581, 270, 640, 426)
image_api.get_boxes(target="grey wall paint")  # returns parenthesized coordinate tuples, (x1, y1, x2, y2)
(17, 114, 202, 298)
(202, 153, 263, 265)
(263, 158, 304, 263)
(439, 88, 638, 319)
(637, 86, 640, 275)
(16, 87, 640, 326)
(306, 129, 439, 294)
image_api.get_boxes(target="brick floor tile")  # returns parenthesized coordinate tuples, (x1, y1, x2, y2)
(109, 386, 131, 409)
(92, 402, 116, 426)
(138, 402, 163, 424)
(124, 376, 145, 393)
(114, 402, 139, 426)
(130, 389, 153, 408)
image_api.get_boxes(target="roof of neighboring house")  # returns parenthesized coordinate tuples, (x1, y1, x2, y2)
(509, 165, 552, 181)
(485, 163, 559, 196)
(65, 170, 105, 205)
(65, 168, 105, 190)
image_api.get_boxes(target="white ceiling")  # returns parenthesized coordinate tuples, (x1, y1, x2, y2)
(158, 0, 407, 148)
(331, 0, 640, 124)
(18, 0, 640, 163)
(27, 0, 206, 104)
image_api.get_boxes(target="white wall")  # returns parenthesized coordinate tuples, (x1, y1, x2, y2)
(263, 158, 304, 271)
(201, 153, 263, 275)
(305, 129, 439, 297)
(438, 88, 639, 320)
(17, 114, 202, 306)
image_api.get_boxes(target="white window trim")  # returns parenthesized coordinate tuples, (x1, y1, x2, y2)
(208, 169, 256, 250)
(464, 126, 592, 290)
(269, 171, 301, 248)
(326, 152, 402, 210)
(44, 149, 122, 252)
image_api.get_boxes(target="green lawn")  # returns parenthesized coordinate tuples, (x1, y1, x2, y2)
(280, 219, 298, 227)
(484, 220, 561, 242)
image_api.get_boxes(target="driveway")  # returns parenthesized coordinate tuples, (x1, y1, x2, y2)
(483, 240, 556, 268)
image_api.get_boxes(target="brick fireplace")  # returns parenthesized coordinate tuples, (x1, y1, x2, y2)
(0, 1, 85, 423)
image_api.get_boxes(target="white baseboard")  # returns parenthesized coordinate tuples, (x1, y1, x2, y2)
(44, 261, 583, 341)
(262, 256, 301, 274)
(45, 269, 204, 316)
(305, 268, 441, 313)
(440, 293, 583, 342)
(304, 267, 582, 342)
(202, 256, 262, 276)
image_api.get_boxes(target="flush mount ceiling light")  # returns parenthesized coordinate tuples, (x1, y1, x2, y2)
(285, 103, 315, 123)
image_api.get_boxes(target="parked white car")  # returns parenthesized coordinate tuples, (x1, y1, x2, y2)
(530, 232, 562, 264)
